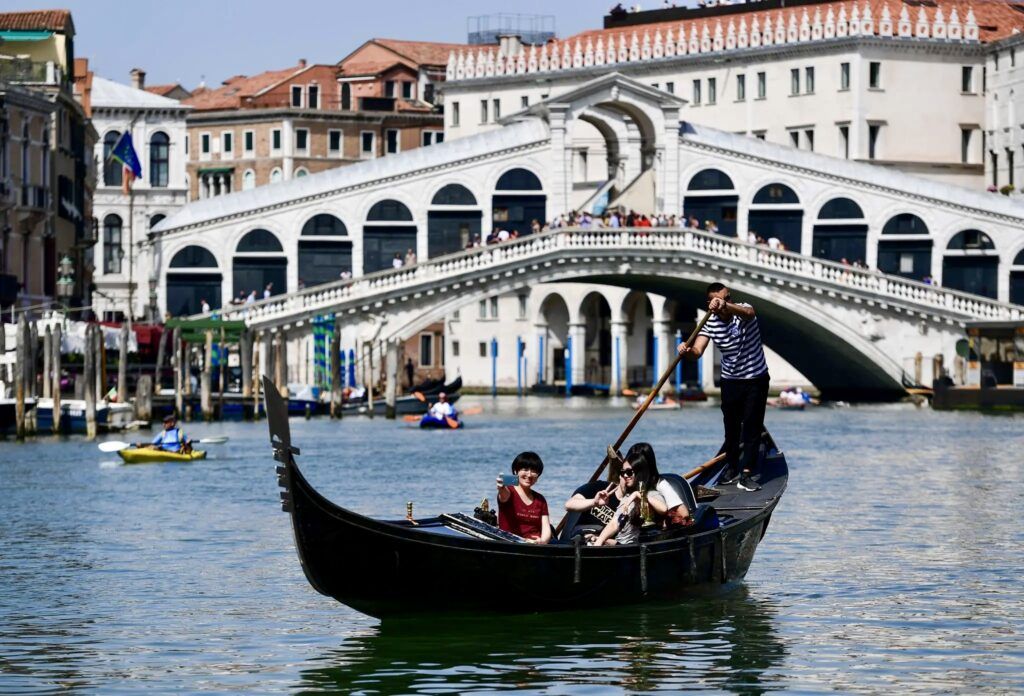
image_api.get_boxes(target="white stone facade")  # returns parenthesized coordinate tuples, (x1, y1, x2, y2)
(90, 76, 190, 320)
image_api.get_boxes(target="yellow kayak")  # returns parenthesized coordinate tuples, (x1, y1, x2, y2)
(118, 448, 207, 464)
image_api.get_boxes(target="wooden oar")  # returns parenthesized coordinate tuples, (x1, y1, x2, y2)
(683, 452, 726, 480)
(98, 436, 229, 453)
(554, 310, 711, 536)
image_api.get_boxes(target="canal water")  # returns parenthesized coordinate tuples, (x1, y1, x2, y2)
(1, 398, 1022, 693)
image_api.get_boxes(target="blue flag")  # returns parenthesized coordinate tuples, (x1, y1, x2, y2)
(110, 132, 143, 180)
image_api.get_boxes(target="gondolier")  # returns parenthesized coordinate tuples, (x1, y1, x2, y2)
(679, 282, 769, 492)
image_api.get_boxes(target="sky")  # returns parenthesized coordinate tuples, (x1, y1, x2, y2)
(7, 0, 621, 89)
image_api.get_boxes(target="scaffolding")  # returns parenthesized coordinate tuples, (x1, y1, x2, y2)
(467, 14, 556, 46)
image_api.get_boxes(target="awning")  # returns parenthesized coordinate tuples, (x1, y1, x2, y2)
(197, 166, 235, 175)
(0, 30, 54, 41)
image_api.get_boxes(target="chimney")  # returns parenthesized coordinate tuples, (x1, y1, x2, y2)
(298, 58, 307, 68)
(498, 34, 522, 56)
(130, 67, 146, 90)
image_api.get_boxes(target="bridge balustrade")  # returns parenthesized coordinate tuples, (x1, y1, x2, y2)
(208, 228, 1023, 328)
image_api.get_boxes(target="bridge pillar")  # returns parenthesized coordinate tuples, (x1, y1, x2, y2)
(568, 322, 586, 387)
(534, 324, 548, 384)
(653, 319, 673, 392)
(549, 105, 571, 217)
(610, 320, 628, 395)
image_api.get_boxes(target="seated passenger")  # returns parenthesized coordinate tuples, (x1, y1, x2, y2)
(590, 448, 666, 546)
(428, 392, 454, 419)
(564, 447, 626, 524)
(496, 451, 551, 544)
(624, 442, 692, 526)
(149, 414, 192, 453)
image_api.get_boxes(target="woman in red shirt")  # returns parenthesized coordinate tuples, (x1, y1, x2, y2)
(496, 452, 551, 544)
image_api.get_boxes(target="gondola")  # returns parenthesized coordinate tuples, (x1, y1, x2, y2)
(264, 376, 787, 619)
(341, 391, 461, 417)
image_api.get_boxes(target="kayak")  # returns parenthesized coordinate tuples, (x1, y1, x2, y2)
(419, 411, 462, 429)
(118, 448, 208, 464)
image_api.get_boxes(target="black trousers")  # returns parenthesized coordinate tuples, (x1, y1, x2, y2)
(719, 373, 770, 476)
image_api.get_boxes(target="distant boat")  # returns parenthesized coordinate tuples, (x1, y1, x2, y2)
(35, 399, 134, 433)
(0, 398, 36, 434)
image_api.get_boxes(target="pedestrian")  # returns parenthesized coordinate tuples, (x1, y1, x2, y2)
(405, 357, 415, 389)
(264, 282, 273, 299)
(200, 298, 210, 314)
(392, 253, 403, 269)
(246, 290, 256, 304)
(678, 282, 769, 492)
(404, 248, 416, 266)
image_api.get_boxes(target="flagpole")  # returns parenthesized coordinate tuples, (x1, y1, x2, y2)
(127, 179, 134, 331)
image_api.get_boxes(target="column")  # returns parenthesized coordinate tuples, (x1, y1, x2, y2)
(548, 105, 570, 217)
(610, 320, 628, 395)
(697, 309, 716, 393)
(282, 117, 295, 180)
(535, 324, 547, 384)
(568, 322, 586, 387)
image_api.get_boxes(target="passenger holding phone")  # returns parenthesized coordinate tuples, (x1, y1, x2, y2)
(496, 451, 551, 544)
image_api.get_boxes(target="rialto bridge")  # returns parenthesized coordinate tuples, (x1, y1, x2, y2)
(149, 73, 1024, 399)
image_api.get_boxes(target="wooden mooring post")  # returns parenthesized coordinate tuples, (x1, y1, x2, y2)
(51, 323, 62, 435)
(84, 324, 97, 440)
(201, 330, 213, 422)
(240, 328, 252, 418)
(154, 323, 168, 392)
(117, 323, 129, 404)
(14, 315, 27, 440)
(274, 332, 287, 398)
(330, 319, 342, 419)
(42, 325, 52, 399)
(365, 341, 374, 419)
(28, 320, 38, 433)
(173, 326, 183, 419)
(385, 339, 398, 420)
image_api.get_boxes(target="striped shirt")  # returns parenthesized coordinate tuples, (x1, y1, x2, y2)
(699, 304, 769, 380)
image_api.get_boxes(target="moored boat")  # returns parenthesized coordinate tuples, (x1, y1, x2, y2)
(35, 399, 133, 433)
(263, 376, 787, 619)
(118, 448, 207, 464)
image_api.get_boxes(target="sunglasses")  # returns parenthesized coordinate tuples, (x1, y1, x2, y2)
(620, 468, 636, 477)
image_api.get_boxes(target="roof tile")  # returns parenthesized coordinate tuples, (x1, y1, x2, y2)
(0, 9, 73, 32)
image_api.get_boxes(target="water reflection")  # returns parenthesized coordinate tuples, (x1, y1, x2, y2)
(297, 588, 785, 694)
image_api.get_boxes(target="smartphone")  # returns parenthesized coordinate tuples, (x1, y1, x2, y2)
(500, 473, 519, 487)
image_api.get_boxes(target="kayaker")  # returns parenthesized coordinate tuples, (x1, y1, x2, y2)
(428, 392, 454, 420)
(148, 414, 192, 453)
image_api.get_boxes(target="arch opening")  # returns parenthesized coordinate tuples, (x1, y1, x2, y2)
(580, 292, 612, 387)
(943, 229, 998, 299)
(429, 184, 481, 257)
(537, 293, 570, 384)
(749, 184, 803, 252)
(365, 199, 416, 273)
(877, 213, 932, 281)
(492, 168, 545, 238)
(167, 245, 222, 316)
(1012, 249, 1024, 304)
(233, 229, 286, 299)
(812, 197, 868, 264)
(684, 169, 738, 236)
(300, 214, 352, 287)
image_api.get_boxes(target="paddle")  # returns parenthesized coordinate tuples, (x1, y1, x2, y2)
(554, 310, 712, 536)
(412, 391, 426, 402)
(98, 436, 229, 453)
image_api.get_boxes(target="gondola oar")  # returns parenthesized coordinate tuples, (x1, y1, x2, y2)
(554, 310, 712, 536)
(98, 436, 229, 453)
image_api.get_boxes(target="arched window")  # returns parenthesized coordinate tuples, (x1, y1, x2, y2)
(103, 214, 123, 274)
(882, 213, 928, 235)
(270, 168, 283, 184)
(1015, 249, 1024, 265)
(149, 214, 166, 230)
(1012, 249, 1024, 305)
(103, 131, 122, 187)
(687, 169, 735, 191)
(431, 184, 478, 206)
(170, 245, 218, 268)
(495, 168, 542, 191)
(150, 131, 169, 187)
(236, 228, 283, 253)
(946, 229, 995, 250)
(301, 214, 348, 236)
(295, 167, 309, 178)
(242, 169, 255, 191)
(752, 183, 799, 204)
(818, 198, 864, 219)
(367, 199, 413, 221)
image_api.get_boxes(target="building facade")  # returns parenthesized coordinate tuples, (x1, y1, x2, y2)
(87, 67, 191, 321)
(0, 10, 97, 313)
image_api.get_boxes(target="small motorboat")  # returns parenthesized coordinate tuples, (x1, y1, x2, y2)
(36, 399, 135, 433)
(262, 376, 788, 619)
(419, 410, 463, 429)
(117, 448, 207, 464)
(633, 395, 680, 410)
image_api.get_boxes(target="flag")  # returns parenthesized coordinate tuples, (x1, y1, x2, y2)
(110, 132, 143, 194)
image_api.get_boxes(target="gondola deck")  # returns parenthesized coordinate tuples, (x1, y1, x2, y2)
(263, 376, 787, 618)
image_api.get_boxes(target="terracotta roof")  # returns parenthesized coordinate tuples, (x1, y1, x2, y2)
(0, 9, 73, 32)
(564, 0, 1024, 46)
(340, 59, 406, 77)
(182, 64, 306, 111)
(373, 38, 474, 66)
(145, 84, 185, 97)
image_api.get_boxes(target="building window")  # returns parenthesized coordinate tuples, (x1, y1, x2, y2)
(103, 131, 124, 186)
(291, 85, 303, 107)
(402, 81, 413, 99)
(422, 130, 443, 146)
(961, 128, 973, 163)
(480, 99, 489, 123)
(295, 167, 308, 178)
(329, 130, 342, 154)
(839, 125, 850, 159)
(385, 129, 399, 154)
(790, 68, 800, 95)
(651, 82, 659, 90)
(490, 296, 499, 318)
(868, 123, 881, 159)
(201, 132, 210, 155)
(243, 169, 255, 190)
(185, 134, 189, 155)
(840, 62, 850, 90)
(707, 78, 717, 104)
(361, 131, 375, 158)
(103, 214, 122, 274)
(419, 334, 433, 366)
(452, 101, 460, 126)
(271, 129, 281, 151)
(1012, 48, 1017, 67)
(804, 129, 814, 151)
(479, 341, 487, 358)
(492, 98, 500, 120)
(757, 72, 766, 99)
(385, 80, 396, 98)
(805, 67, 815, 94)
(150, 132, 169, 187)
(962, 66, 974, 93)
(308, 84, 319, 109)
(736, 74, 746, 101)
(270, 167, 283, 184)
(692, 79, 701, 105)
(452, 340, 460, 357)
(478, 299, 487, 319)
(222, 131, 233, 155)
(521, 95, 529, 108)
(869, 62, 881, 89)
(244, 130, 254, 154)
(789, 131, 800, 148)
(753, 130, 766, 140)
(295, 128, 309, 152)
(341, 82, 352, 110)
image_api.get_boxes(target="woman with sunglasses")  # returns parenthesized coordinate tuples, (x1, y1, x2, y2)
(590, 446, 666, 546)
(496, 451, 552, 544)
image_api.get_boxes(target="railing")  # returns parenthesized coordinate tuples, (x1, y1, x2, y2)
(0, 59, 61, 85)
(213, 227, 1024, 327)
